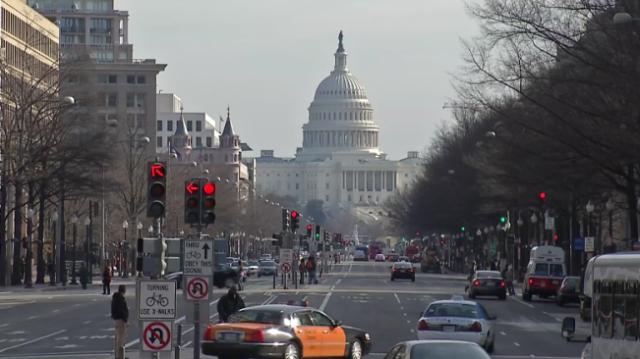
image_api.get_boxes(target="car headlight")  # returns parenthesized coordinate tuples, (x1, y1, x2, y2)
(364, 333, 371, 341)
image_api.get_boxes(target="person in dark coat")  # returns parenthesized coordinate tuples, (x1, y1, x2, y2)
(102, 265, 112, 295)
(299, 258, 306, 285)
(111, 285, 129, 359)
(306, 257, 318, 284)
(217, 286, 245, 322)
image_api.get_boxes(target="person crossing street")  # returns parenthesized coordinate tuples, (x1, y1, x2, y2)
(111, 285, 129, 359)
(217, 286, 245, 322)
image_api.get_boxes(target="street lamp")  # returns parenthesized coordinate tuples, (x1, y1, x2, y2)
(122, 220, 129, 278)
(148, 224, 154, 235)
(85, 217, 92, 283)
(25, 209, 36, 288)
(137, 221, 143, 239)
(70, 215, 78, 285)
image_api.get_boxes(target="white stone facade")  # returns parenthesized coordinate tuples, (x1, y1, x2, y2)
(256, 33, 422, 210)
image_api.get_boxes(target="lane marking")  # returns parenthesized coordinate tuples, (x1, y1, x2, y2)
(27, 316, 38, 320)
(393, 293, 401, 304)
(319, 292, 333, 311)
(510, 296, 535, 309)
(52, 309, 60, 313)
(0, 329, 66, 353)
(500, 331, 507, 336)
(335, 278, 342, 285)
(406, 319, 411, 323)
(402, 313, 407, 316)
(183, 340, 193, 347)
(514, 342, 520, 347)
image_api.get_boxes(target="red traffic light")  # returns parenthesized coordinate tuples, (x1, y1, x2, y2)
(203, 182, 216, 195)
(538, 191, 547, 201)
(150, 163, 165, 178)
(291, 210, 299, 219)
(306, 224, 312, 231)
(553, 233, 559, 242)
(186, 181, 199, 194)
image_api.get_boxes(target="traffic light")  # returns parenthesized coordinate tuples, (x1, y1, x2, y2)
(306, 224, 313, 237)
(553, 233, 559, 242)
(184, 179, 201, 224)
(147, 162, 167, 218)
(460, 226, 465, 232)
(201, 181, 216, 225)
(315, 225, 321, 241)
(323, 230, 330, 242)
(159, 236, 168, 277)
(290, 210, 299, 233)
(282, 209, 290, 232)
(499, 216, 507, 224)
(272, 233, 283, 247)
(136, 237, 144, 273)
(538, 191, 547, 201)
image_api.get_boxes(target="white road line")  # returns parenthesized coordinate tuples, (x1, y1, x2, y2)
(500, 331, 507, 336)
(183, 340, 193, 348)
(410, 329, 415, 333)
(402, 313, 407, 317)
(82, 320, 92, 325)
(510, 296, 535, 309)
(27, 315, 38, 320)
(335, 278, 342, 285)
(319, 292, 333, 311)
(124, 337, 139, 349)
(52, 309, 60, 313)
(393, 293, 401, 304)
(514, 342, 520, 347)
(400, 306, 404, 310)
(0, 329, 66, 353)
(406, 319, 411, 323)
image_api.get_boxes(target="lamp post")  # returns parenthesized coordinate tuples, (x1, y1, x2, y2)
(137, 221, 143, 239)
(50, 211, 58, 286)
(70, 215, 78, 285)
(85, 217, 92, 283)
(25, 209, 36, 288)
(530, 213, 539, 246)
(122, 220, 129, 278)
(605, 198, 614, 238)
(586, 201, 595, 253)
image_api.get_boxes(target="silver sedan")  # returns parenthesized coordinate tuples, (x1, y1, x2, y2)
(383, 340, 491, 359)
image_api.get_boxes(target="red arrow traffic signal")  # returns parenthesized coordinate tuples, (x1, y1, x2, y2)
(185, 182, 199, 194)
(151, 163, 165, 178)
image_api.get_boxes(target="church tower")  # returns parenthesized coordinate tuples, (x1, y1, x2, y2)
(169, 107, 192, 159)
(219, 107, 241, 164)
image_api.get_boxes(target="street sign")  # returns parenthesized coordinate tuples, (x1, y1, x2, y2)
(573, 238, 585, 251)
(185, 299, 211, 324)
(280, 262, 292, 273)
(141, 321, 172, 352)
(183, 239, 214, 276)
(137, 280, 177, 320)
(186, 276, 210, 301)
(585, 237, 595, 253)
(279, 248, 293, 266)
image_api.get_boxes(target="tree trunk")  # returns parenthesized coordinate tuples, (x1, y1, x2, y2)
(11, 181, 23, 285)
(625, 177, 638, 250)
(24, 183, 34, 285)
(0, 169, 6, 286)
(36, 180, 46, 284)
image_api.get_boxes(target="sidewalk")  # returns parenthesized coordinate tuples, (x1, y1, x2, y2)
(0, 277, 136, 294)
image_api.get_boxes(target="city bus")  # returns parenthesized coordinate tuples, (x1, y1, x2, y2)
(561, 253, 640, 359)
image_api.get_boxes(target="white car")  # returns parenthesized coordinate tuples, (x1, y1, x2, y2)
(246, 260, 260, 276)
(416, 299, 496, 353)
(375, 253, 386, 262)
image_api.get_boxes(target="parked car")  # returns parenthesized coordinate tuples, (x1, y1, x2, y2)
(556, 276, 581, 306)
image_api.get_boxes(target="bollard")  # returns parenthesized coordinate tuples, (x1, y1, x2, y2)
(117, 346, 125, 359)
(272, 271, 276, 289)
(175, 324, 183, 359)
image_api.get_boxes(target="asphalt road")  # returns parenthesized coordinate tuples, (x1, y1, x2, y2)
(0, 261, 586, 359)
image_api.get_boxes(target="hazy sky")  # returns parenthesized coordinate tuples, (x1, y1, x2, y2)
(116, 0, 479, 159)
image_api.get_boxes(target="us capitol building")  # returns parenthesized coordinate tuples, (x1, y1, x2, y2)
(255, 32, 422, 214)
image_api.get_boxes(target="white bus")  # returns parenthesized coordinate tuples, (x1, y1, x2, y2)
(562, 253, 640, 359)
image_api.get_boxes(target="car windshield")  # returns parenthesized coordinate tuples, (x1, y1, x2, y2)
(476, 271, 501, 278)
(424, 303, 481, 319)
(228, 309, 284, 325)
(248, 261, 259, 266)
(260, 261, 276, 267)
(394, 263, 412, 269)
(410, 342, 491, 359)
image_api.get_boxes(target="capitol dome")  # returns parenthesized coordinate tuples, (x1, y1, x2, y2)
(299, 31, 381, 162)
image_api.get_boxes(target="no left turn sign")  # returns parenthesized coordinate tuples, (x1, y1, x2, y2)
(186, 276, 209, 301)
(142, 321, 172, 352)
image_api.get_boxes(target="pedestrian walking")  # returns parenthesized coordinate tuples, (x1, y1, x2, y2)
(306, 256, 318, 284)
(504, 265, 515, 295)
(299, 258, 306, 285)
(111, 285, 129, 359)
(217, 286, 245, 322)
(465, 261, 477, 293)
(102, 265, 112, 295)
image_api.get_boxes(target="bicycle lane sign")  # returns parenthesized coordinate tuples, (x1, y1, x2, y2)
(137, 279, 177, 320)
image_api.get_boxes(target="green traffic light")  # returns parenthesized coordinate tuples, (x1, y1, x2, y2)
(460, 226, 465, 232)
(499, 216, 507, 223)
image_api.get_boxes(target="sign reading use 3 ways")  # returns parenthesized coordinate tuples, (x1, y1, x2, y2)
(138, 280, 177, 320)
(185, 276, 210, 301)
(142, 321, 172, 352)
(183, 239, 214, 276)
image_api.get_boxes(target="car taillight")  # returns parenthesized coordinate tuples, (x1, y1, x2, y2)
(473, 279, 480, 287)
(418, 320, 430, 331)
(469, 321, 482, 332)
(203, 326, 215, 340)
(500, 280, 505, 288)
(528, 278, 534, 286)
(244, 330, 265, 343)
(392, 268, 397, 272)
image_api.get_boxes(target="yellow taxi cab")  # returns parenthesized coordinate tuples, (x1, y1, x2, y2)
(202, 304, 372, 359)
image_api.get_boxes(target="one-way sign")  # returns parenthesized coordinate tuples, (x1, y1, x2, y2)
(183, 239, 214, 276)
